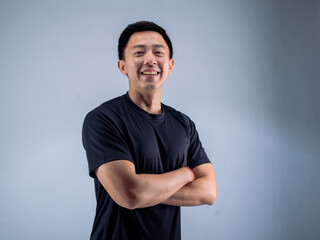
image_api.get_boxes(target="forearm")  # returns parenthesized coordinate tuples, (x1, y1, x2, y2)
(132, 167, 194, 208)
(96, 161, 195, 210)
(162, 164, 217, 206)
(162, 177, 215, 206)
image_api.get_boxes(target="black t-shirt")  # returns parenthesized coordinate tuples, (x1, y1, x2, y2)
(82, 92, 210, 240)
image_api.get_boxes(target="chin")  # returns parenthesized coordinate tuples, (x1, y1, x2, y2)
(143, 85, 158, 90)
(141, 81, 162, 90)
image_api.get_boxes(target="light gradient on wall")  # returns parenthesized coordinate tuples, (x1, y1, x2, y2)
(0, 0, 319, 239)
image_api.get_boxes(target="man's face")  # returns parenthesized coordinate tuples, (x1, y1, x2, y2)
(118, 31, 174, 92)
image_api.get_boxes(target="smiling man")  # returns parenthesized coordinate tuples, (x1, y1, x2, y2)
(82, 21, 217, 240)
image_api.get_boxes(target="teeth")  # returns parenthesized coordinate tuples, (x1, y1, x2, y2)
(142, 71, 157, 75)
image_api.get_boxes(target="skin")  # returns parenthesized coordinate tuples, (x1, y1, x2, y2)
(118, 31, 174, 114)
(95, 31, 217, 209)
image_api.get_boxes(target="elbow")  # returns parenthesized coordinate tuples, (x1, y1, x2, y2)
(117, 185, 144, 210)
(121, 198, 139, 210)
(207, 191, 217, 205)
(126, 191, 145, 210)
(103, 189, 141, 210)
(206, 186, 217, 205)
(116, 193, 140, 210)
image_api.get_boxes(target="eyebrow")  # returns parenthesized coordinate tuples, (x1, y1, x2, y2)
(131, 44, 166, 50)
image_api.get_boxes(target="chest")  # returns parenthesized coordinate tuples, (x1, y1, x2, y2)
(123, 116, 190, 173)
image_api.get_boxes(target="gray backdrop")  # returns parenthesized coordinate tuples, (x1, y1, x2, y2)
(1, 0, 319, 239)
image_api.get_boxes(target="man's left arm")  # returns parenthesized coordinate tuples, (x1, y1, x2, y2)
(162, 163, 217, 206)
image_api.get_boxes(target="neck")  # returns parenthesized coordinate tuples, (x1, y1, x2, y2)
(128, 89, 162, 114)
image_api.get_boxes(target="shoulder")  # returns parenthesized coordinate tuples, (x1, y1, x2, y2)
(162, 103, 193, 129)
(85, 94, 127, 118)
(83, 94, 127, 127)
(92, 94, 126, 115)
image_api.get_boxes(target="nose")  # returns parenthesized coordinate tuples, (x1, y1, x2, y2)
(144, 51, 157, 65)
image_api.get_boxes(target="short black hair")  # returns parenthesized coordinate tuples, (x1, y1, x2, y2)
(118, 21, 173, 60)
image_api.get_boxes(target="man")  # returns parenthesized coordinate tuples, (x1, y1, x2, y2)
(82, 21, 217, 240)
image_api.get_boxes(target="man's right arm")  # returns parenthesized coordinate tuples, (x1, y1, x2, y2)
(95, 160, 194, 210)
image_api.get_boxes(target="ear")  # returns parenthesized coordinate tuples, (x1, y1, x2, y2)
(118, 60, 127, 75)
(168, 59, 174, 74)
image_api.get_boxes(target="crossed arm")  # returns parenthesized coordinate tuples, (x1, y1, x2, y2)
(95, 160, 217, 210)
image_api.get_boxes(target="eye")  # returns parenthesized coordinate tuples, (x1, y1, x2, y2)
(134, 51, 144, 56)
(155, 51, 164, 56)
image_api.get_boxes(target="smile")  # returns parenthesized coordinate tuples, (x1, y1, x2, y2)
(141, 71, 159, 75)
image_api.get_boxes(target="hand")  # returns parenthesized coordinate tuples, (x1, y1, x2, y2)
(184, 166, 196, 182)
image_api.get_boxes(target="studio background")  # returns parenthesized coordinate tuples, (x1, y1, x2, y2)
(1, 0, 319, 239)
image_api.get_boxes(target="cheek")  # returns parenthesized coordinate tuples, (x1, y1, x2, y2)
(125, 64, 136, 74)
(129, 61, 141, 72)
(161, 64, 170, 74)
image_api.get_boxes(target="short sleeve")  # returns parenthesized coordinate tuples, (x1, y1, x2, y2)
(82, 110, 133, 178)
(185, 117, 211, 169)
